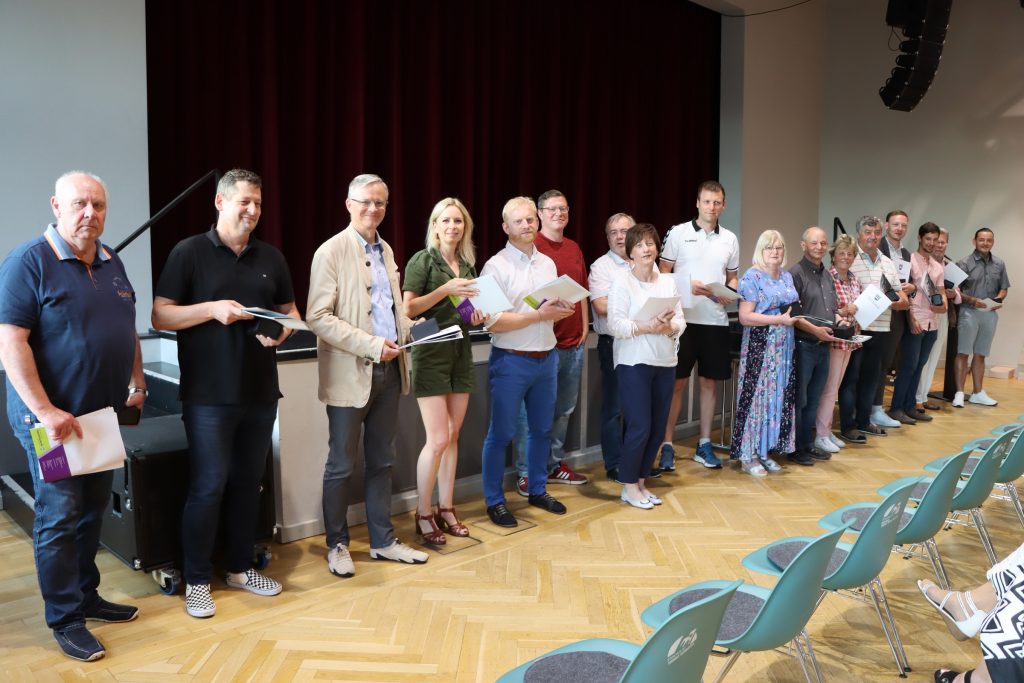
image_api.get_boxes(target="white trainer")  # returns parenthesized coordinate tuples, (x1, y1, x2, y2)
(870, 407, 901, 428)
(814, 437, 840, 454)
(370, 540, 428, 564)
(828, 432, 845, 449)
(952, 391, 965, 408)
(969, 390, 998, 406)
(328, 543, 355, 578)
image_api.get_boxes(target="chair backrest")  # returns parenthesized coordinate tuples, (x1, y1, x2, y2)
(622, 580, 741, 683)
(952, 431, 1015, 510)
(996, 427, 1024, 483)
(895, 451, 970, 544)
(824, 480, 919, 589)
(726, 526, 847, 652)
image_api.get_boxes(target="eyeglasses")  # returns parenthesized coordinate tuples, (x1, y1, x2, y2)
(541, 206, 569, 214)
(349, 198, 388, 210)
(763, 245, 784, 252)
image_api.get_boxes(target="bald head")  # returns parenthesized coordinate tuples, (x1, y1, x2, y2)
(50, 172, 108, 259)
(800, 226, 828, 265)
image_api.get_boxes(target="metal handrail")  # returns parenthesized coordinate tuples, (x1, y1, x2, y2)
(114, 169, 221, 253)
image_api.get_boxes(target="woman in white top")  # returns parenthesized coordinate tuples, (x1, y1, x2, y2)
(607, 224, 685, 509)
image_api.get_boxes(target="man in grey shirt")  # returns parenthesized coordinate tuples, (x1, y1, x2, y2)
(953, 228, 1010, 407)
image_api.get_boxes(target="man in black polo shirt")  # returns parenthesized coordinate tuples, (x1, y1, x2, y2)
(152, 169, 300, 619)
(789, 226, 839, 465)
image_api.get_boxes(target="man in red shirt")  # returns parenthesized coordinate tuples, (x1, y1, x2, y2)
(513, 190, 590, 494)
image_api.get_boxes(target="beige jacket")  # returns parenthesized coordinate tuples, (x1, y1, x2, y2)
(306, 225, 411, 407)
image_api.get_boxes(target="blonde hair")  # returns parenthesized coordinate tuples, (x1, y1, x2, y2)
(501, 196, 537, 224)
(752, 230, 786, 270)
(829, 234, 857, 263)
(426, 197, 476, 267)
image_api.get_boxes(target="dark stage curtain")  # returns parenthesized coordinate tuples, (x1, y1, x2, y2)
(146, 1, 720, 311)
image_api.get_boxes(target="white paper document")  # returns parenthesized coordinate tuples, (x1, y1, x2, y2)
(979, 298, 1001, 311)
(398, 325, 464, 349)
(636, 295, 680, 321)
(37, 407, 126, 482)
(448, 274, 514, 324)
(944, 262, 969, 288)
(243, 307, 311, 331)
(850, 335, 873, 344)
(524, 275, 590, 309)
(853, 284, 893, 328)
(706, 282, 741, 302)
(895, 259, 912, 281)
(672, 270, 694, 309)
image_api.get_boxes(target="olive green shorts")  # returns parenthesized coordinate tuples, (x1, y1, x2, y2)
(411, 334, 475, 397)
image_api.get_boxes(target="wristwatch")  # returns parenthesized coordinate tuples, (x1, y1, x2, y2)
(128, 386, 149, 397)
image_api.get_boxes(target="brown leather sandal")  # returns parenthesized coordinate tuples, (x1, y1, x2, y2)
(435, 506, 470, 537)
(415, 512, 446, 545)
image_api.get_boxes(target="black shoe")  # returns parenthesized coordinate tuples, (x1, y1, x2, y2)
(787, 451, 815, 466)
(487, 503, 518, 528)
(528, 492, 567, 515)
(907, 408, 933, 422)
(53, 624, 105, 662)
(888, 409, 917, 425)
(858, 424, 888, 437)
(647, 467, 663, 479)
(606, 468, 622, 484)
(808, 446, 832, 461)
(83, 596, 139, 623)
(838, 430, 867, 445)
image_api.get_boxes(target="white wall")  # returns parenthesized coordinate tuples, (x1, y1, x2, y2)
(0, 0, 152, 332)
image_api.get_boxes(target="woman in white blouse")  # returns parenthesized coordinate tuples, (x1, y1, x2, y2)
(607, 224, 685, 509)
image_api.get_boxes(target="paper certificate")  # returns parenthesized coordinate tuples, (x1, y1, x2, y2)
(636, 295, 680, 321)
(448, 274, 513, 323)
(672, 270, 694, 309)
(944, 262, 969, 288)
(853, 284, 892, 328)
(895, 259, 912, 281)
(398, 324, 464, 349)
(706, 282, 741, 302)
(37, 407, 127, 482)
(243, 307, 310, 331)
(524, 275, 590, 309)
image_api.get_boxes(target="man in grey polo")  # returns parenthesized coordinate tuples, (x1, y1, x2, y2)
(952, 228, 1010, 407)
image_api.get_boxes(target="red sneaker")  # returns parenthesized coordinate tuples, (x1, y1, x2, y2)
(515, 476, 529, 497)
(547, 462, 588, 485)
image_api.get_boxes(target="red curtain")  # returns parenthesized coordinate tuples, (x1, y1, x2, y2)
(146, 0, 720, 311)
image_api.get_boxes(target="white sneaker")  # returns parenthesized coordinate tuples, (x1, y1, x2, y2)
(952, 391, 965, 408)
(185, 583, 216, 618)
(969, 390, 998, 406)
(225, 568, 282, 596)
(870, 407, 901, 428)
(370, 540, 428, 564)
(814, 437, 839, 454)
(828, 433, 845, 449)
(328, 543, 355, 578)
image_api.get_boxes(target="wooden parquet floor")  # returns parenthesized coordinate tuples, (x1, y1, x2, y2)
(3, 378, 1023, 682)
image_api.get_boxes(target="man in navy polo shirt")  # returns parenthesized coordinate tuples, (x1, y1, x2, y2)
(152, 169, 299, 620)
(0, 171, 146, 661)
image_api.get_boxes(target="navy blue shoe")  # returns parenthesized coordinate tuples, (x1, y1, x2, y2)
(658, 443, 676, 471)
(53, 624, 105, 661)
(694, 442, 722, 469)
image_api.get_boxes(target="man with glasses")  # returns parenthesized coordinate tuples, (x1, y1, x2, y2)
(512, 190, 590, 495)
(307, 173, 428, 578)
(588, 212, 635, 481)
(659, 180, 739, 472)
(953, 228, 1010, 407)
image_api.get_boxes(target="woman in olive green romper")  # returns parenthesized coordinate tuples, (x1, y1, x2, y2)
(402, 198, 486, 544)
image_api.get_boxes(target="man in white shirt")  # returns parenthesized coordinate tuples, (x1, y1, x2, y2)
(478, 196, 574, 528)
(658, 181, 739, 471)
(872, 210, 915, 428)
(588, 212, 635, 482)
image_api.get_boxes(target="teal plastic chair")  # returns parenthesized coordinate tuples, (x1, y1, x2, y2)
(960, 422, 1022, 453)
(820, 451, 969, 590)
(909, 429, 1017, 565)
(746, 481, 919, 677)
(497, 581, 741, 683)
(942, 427, 1024, 528)
(641, 527, 847, 683)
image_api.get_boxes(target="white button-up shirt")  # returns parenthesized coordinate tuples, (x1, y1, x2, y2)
(588, 250, 632, 336)
(481, 242, 558, 352)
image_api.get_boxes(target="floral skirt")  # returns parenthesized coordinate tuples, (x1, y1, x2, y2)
(730, 325, 795, 462)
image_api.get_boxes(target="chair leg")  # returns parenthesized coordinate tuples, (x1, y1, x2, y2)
(711, 651, 741, 683)
(970, 507, 998, 565)
(799, 630, 826, 683)
(791, 635, 814, 683)
(1006, 483, 1024, 529)
(871, 578, 910, 676)
(925, 537, 951, 590)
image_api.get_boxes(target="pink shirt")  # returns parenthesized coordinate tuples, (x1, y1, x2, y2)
(909, 251, 945, 331)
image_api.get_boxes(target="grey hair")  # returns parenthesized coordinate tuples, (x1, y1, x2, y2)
(216, 168, 262, 198)
(55, 170, 108, 198)
(605, 212, 635, 232)
(801, 225, 826, 242)
(349, 173, 388, 197)
(855, 215, 882, 234)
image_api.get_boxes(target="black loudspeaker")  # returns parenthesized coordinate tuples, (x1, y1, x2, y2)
(880, 0, 954, 112)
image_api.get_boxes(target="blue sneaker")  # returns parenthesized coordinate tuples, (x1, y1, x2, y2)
(693, 442, 722, 469)
(658, 443, 676, 471)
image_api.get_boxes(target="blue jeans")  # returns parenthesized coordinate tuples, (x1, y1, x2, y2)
(597, 335, 622, 471)
(617, 363, 674, 483)
(482, 348, 557, 506)
(513, 344, 584, 476)
(18, 431, 112, 629)
(794, 339, 830, 450)
(891, 329, 938, 412)
(181, 400, 277, 584)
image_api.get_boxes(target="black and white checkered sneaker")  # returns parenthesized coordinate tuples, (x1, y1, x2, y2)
(226, 568, 282, 596)
(185, 583, 216, 619)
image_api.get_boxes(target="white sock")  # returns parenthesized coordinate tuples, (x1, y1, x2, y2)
(699, 437, 710, 445)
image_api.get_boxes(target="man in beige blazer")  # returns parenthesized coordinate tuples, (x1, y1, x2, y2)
(307, 173, 428, 577)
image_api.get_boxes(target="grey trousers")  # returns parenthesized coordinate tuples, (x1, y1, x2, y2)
(322, 362, 400, 550)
